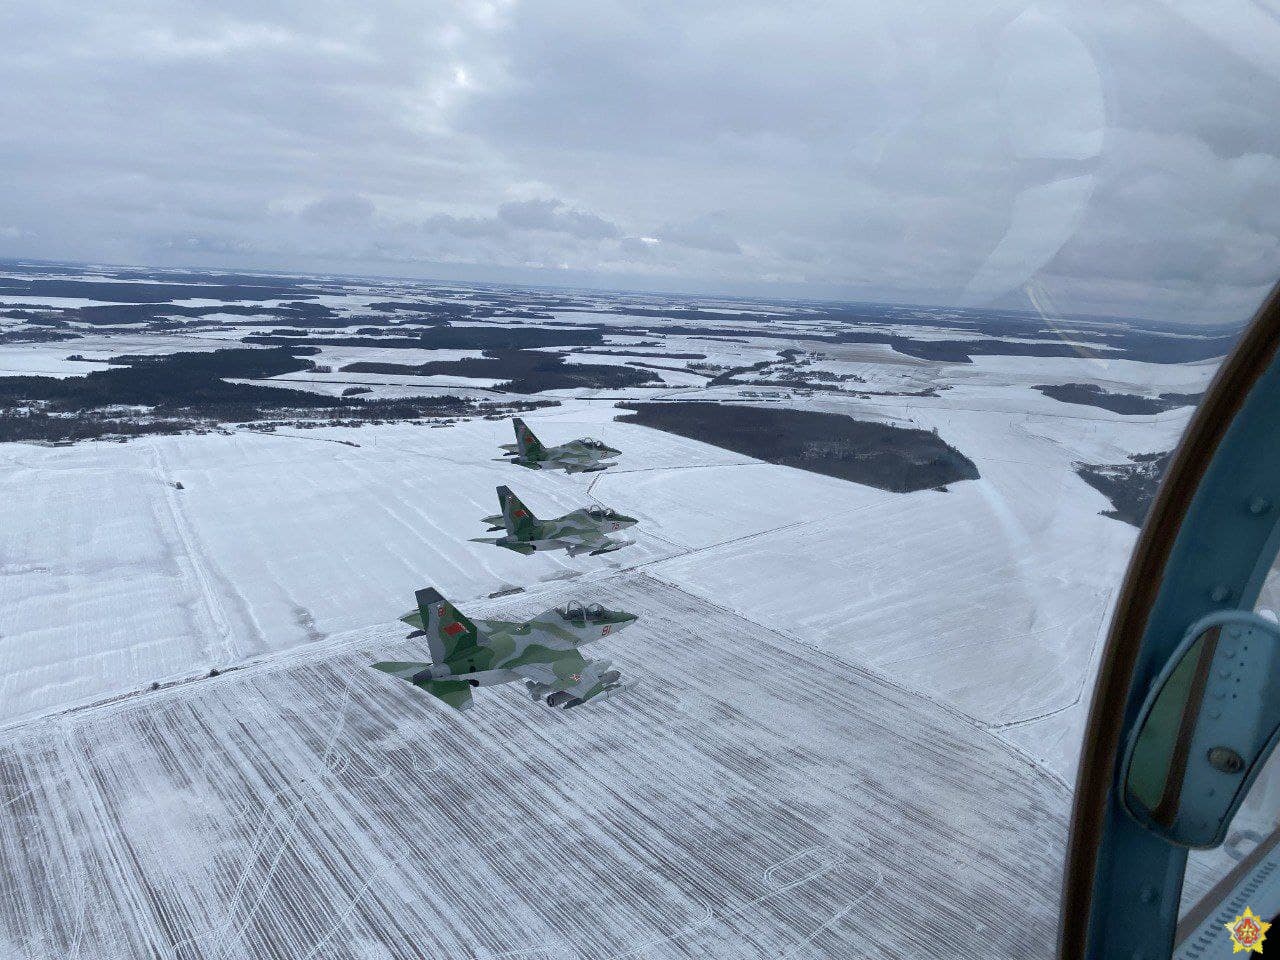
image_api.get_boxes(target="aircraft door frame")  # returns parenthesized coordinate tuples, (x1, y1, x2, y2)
(1060, 283, 1280, 958)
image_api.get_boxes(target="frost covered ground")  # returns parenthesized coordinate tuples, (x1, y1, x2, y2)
(0, 262, 1230, 957)
(0, 574, 1070, 960)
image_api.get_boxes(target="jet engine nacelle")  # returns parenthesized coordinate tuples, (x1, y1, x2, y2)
(525, 680, 553, 700)
(411, 664, 451, 683)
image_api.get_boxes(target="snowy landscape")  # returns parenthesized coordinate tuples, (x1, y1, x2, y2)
(0, 261, 1232, 957)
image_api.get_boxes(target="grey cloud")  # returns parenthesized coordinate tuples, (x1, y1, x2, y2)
(419, 212, 509, 240)
(497, 199, 621, 240)
(300, 195, 377, 225)
(617, 237, 661, 259)
(0, 0, 1276, 322)
(411, 197, 622, 245)
(657, 217, 743, 254)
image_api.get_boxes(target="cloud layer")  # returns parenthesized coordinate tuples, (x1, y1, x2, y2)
(1, 0, 1277, 322)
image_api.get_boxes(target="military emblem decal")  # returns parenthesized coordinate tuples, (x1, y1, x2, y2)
(1227, 907, 1271, 954)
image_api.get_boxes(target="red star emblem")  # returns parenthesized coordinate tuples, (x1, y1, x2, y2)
(1239, 918, 1262, 946)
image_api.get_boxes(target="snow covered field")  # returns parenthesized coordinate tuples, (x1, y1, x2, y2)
(0, 365, 1202, 770)
(0, 267, 1229, 957)
(0, 574, 1066, 960)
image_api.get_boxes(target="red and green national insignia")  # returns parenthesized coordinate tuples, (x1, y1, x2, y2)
(444, 621, 466, 637)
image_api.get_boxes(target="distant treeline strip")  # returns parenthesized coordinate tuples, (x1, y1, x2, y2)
(0, 346, 553, 442)
(343, 349, 661, 393)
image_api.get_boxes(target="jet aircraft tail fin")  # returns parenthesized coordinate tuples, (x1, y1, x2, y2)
(497, 485, 539, 538)
(512, 418, 545, 460)
(399, 587, 479, 663)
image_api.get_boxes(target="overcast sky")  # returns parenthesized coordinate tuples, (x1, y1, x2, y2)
(2, 0, 1278, 322)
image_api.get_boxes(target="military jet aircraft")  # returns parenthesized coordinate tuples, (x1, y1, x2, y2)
(371, 587, 636, 710)
(473, 486, 638, 557)
(499, 417, 621, 473)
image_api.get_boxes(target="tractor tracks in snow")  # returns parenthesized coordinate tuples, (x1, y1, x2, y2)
(146, 441, 240, 667)
(639, 571, 1072, 794)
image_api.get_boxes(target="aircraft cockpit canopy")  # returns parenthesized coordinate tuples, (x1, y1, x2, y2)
(586, 506, 617, 521)
(559, 600, 607, 624)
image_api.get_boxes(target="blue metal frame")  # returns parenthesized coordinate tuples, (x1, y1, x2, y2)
(1079, 343, 1280, 956)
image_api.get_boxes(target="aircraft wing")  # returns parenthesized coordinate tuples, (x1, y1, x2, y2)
(555, 531, 628, 556)
(510, 652, 623, 708)
(472, 617, 524, 635)
(554, 530, 601, 547)
(509, 648, 589, 689)
(548, 658, 624, 707)
(563, 462, 611, 474)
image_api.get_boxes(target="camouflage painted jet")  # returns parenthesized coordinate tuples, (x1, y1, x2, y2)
(499, 417, 621, 473)
(473, 486, 638, 558)
(371, 587, 636, 711)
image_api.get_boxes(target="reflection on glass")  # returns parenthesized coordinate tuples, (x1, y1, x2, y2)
(1127, 629, 1216, 828)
